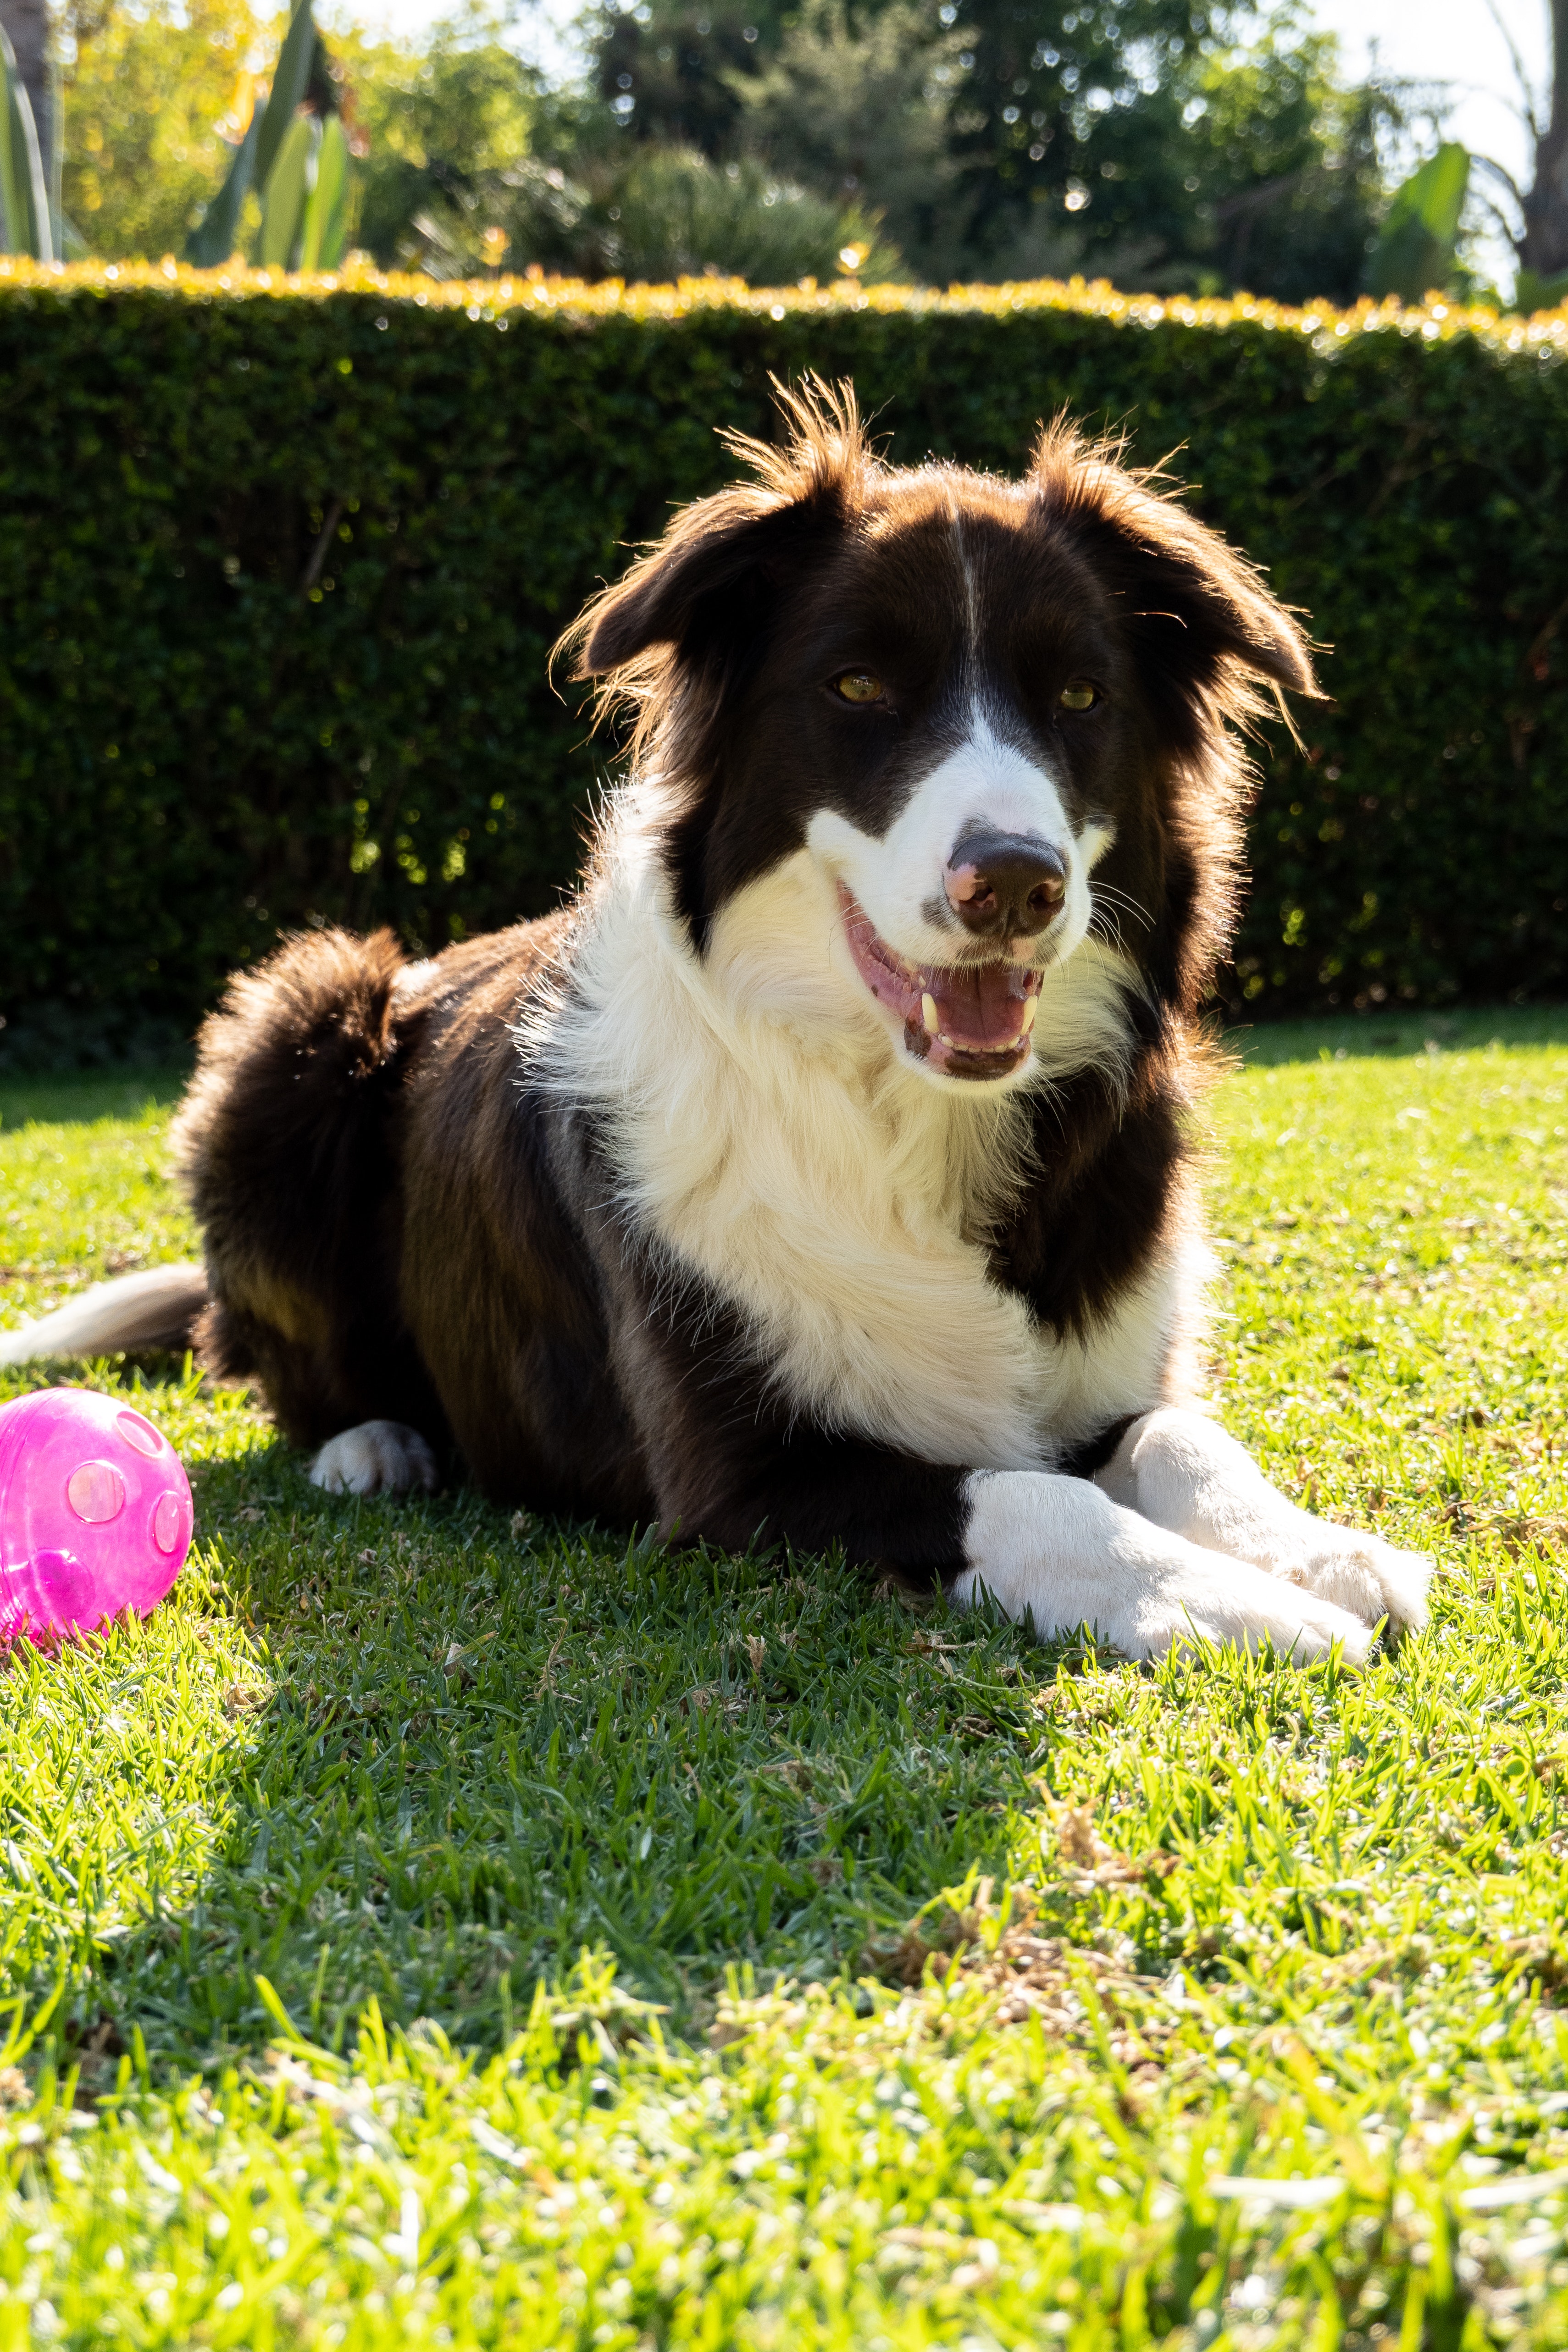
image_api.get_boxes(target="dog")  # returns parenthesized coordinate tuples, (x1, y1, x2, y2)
(3, 382, 1430, 1663)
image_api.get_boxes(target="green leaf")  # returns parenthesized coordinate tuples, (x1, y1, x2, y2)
(1365, 142, 1469, 304)
(1514, 265, 1568, 314)
(299, 112, 350, 271)
(259, 112, 316, 270)
(185, 100, 262, 268)
(0, 23, 50, 261)
(252, 0, 321, 201)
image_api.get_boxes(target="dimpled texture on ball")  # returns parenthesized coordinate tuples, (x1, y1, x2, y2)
(0, 1387, 193, 1640)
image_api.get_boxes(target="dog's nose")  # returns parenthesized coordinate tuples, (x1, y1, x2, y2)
(944, 832, 1067, 939)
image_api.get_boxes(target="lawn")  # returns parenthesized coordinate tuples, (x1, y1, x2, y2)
(0, 1006, 1564, 2349)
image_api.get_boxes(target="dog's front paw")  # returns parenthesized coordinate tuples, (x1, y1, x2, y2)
(952, 1474, 1374, 1668)
(1122, 1554, 1374, 1667)
(1264, 1519, 1432, 1640)
(310, 1420, 439, 1497)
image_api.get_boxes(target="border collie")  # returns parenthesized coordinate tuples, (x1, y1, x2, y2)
(3, 383, 1430, 1663)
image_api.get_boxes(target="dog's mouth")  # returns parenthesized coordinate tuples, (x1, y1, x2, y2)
(838, 885, 1041, 1081)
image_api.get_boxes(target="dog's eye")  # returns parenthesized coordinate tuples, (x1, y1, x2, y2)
(834, 670, 883, 704)
(1058, 681, 1098, 712)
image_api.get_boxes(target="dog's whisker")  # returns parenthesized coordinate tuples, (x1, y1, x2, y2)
(1091, 882, 1153, 928)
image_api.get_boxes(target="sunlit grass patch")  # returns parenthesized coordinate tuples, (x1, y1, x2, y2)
(0, 1009, 1564, 2346)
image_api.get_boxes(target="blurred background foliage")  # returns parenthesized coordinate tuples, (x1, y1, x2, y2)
(18, 0, 1547, 301)
(2, 271, 1565, 1053)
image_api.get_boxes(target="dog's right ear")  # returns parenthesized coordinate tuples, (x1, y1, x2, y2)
(572, 486, 821, 681)
(564, 376, 873, 685)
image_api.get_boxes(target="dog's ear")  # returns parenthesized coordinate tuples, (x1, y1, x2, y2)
(1032, 420, 1319, 733)
(1114, 494, 1318, 708)
(566, 376, 873, 685)
(572, 486, 824, 681)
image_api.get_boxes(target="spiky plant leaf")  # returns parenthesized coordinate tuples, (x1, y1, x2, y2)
(252, 0, 321, 198)
(259, 113, 316, 268)
(299, 112, 349, 270)
(0, 23, 50, 260)
(185, 101, 262, 268)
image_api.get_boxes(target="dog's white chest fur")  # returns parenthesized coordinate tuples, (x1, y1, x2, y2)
(536, 814, 1194, 1467)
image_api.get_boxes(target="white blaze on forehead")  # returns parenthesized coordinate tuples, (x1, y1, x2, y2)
(806, 706, 1095, 971)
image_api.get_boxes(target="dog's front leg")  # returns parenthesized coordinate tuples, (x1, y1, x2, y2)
(1097, 1407, 1430, 1638)
(952, 1469, 1373, 1663)
(660, 1433, 1369, 1663)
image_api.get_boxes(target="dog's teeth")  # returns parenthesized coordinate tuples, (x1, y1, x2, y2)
(921, 993, 940, 1035)
(938, 1033, 953, 1048)
(1020, 996, 1038, 1034)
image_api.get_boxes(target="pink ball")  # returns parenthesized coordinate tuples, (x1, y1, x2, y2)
(0, 1388, 193, 1642)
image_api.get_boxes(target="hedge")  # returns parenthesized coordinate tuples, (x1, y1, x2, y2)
(2, 258, 1567, 1056)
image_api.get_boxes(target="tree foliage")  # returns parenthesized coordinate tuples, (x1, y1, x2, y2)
(2, 265, 1564, 1040)
(44, 0, 1474, 304)
(61, 0, 258, 259)
(353, 17, 537, 272)
(584, 0, 1402, 297)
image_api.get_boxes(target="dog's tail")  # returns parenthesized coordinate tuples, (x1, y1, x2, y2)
(0, 1262, 209, 1367)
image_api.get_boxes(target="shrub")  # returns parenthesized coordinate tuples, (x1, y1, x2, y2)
(0, 258, 1565, 1053)
(499, 146, 898, 288)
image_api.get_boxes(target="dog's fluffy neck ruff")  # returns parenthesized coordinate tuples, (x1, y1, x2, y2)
(533, 777, 1178, 1467)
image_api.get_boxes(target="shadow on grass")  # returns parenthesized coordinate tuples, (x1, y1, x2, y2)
(1226, 1003, 1568, 1067)
(47, 1399, 1050, 2087)
(6, 1011, 1564, 1122)
(0, 1064, 193, 1130)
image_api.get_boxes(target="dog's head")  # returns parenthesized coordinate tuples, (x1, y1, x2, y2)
(568, 380, 1315, 1088)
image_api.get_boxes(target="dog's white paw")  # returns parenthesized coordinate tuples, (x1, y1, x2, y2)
(1114, 1413, 1431, 1644)
(1117, 1553, 1374, 1667)
(1261, 1517, 1432, 1638)
(955, 1548, 1371, 1666)
(309, 1420, 439, 1497)
(952, 1474, 1375, 1668)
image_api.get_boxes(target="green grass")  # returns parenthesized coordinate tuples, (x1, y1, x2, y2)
(0, 1010, 1564, 2348)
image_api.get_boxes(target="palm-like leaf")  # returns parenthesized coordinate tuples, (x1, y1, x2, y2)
(186, 0, 349, 271)
(1365, 143, 1470, 304)
(300, 114, 350, 270)
(0, 22, 50, 260)
(186, 102, 263, 268)
(259, 112, 315, 267)
(252, 0, 321, 196)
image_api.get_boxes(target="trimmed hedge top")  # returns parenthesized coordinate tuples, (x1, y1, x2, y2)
(2, 257, 1566, 1055)
(6, 251, 1568, 342)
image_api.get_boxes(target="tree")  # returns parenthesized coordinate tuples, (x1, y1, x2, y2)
(731, 0, 964, 273)
(1184, 23, 1396, 303)
(1481, 0, 1568, 296)
(936, 0, 1396, 294)
(1522, 0, 1568, 276)
(589, 0, 794, 158)
(353, 13, 537, 270)
(61, 0, 259, 257)
(580, 0, 1396, 296)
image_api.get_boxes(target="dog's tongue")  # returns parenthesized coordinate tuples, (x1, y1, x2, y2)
(925, 963, 1028, 1051)
(837, 884, 1041, 1072)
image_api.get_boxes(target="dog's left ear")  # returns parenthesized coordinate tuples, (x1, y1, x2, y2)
(1034, 423, 1319, 729)
(1115, 493, 1318, 707)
